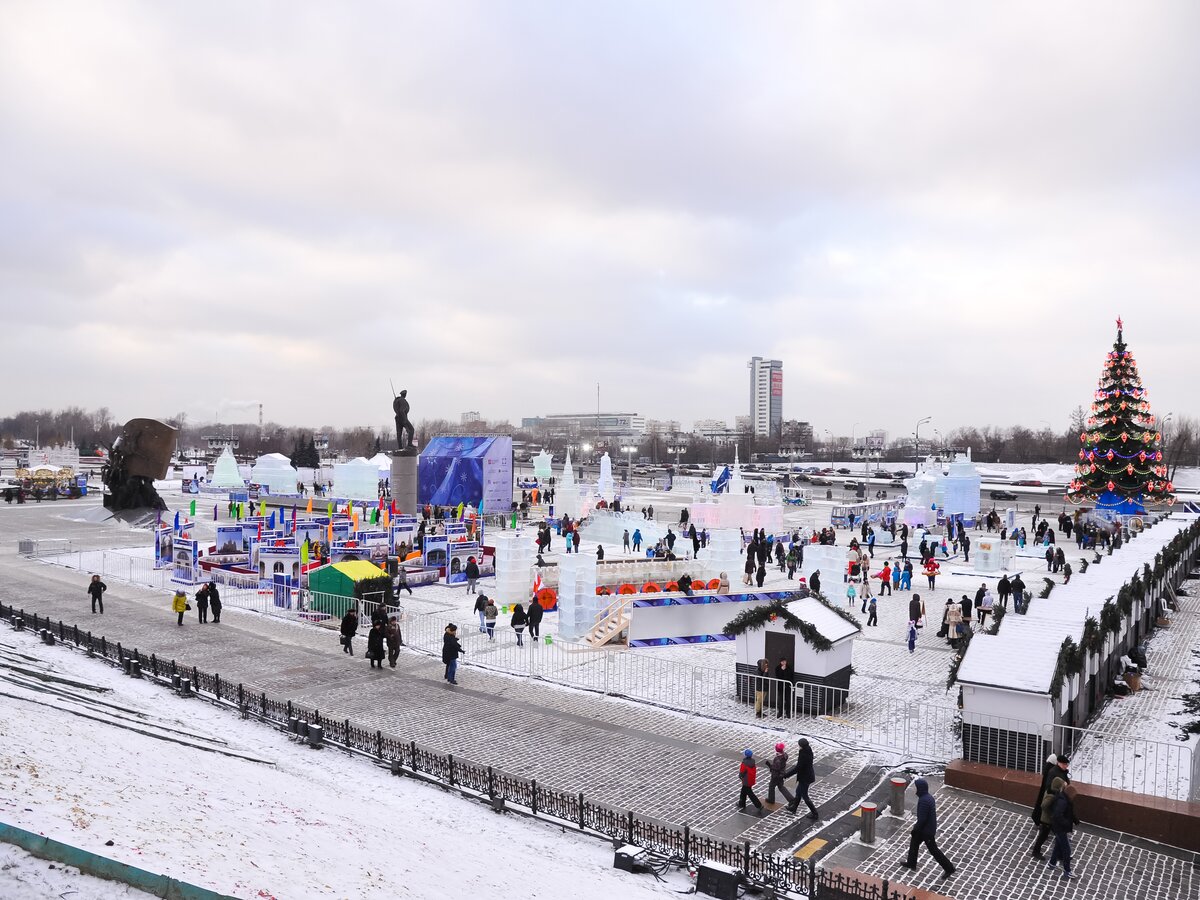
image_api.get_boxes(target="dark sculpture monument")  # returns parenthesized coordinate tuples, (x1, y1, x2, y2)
(393, 389, 416, 453)
(102, 418, 177, 512)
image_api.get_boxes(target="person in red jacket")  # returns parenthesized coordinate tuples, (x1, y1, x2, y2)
(923, 558, 940, 590)
(875, 562, 892, 596)
(738, 749, 765, 816)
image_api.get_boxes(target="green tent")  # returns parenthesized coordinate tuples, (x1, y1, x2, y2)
(308, 560, 392, 616)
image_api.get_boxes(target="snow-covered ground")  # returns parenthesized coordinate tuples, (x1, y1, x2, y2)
(0, 628, 688, 899)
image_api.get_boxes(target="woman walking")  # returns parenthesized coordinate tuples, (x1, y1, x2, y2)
(340, 608, 359, 655)
(511, 602, 528, 647)
(366, 621, 386, 669)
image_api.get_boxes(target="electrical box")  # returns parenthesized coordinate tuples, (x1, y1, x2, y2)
(696, 860, 740, 900)
(613, 844, 647, 872)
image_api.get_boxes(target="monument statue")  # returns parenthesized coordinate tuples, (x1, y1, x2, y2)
(393, 389, 416, 452)
(101, 418, 177, 512)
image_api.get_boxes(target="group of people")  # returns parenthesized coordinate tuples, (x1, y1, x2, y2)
(736, 738, 820, 819)
(164, 582, 223, 625)
(339, 606, 405, 668)
(472, 593, 542, 644)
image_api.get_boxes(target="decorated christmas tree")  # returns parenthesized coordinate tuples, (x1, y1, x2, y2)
(1066, 319, 1174, 516)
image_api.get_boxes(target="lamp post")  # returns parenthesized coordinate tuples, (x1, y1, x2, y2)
(668, 445, 686, 471)
(823, 429, 832, 465)
(914, 416, 932, 474)
(851, 422, 861, 470)
(621, 444, 637, 484)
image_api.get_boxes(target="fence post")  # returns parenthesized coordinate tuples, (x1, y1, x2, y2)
(448, 755, 456, 786)
(578, 792, 585, 830)
(261, 693, 268, 717)
(411, 741, 419, 772)
(72, 624, 79, 645)
(214, 674, 221, 700)
(683, 824, 690, 864)
(376, 731, 383, 759)
(743, 840, 751, 874)
(238, 683, 244, 706)
(287, 700, 293, 719)
(531, 780, 537, 815)
(487, 766, 495, 800)
(808, 859, 816, 896)
(192, 665, 199, 687)
(626, 810, 634, 845)
(58, 620, 64, 640)
(171, 659, 177, 676)
(343, 719, 350, 751)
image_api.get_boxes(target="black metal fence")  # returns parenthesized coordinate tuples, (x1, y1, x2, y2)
(1, 601, 923, 900)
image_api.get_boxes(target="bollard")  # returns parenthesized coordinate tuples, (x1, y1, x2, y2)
(123, 656, 133, 675)
(298, 720, 309, 739)
(860, 802, 878, 844)
(288, 716, 300, 735)
(889, 777, 908, 817)
(180, 678, 192, 697)
(390, 759, 402, 776)
(130, 660, 142, 679)
(171, 674, 181, 691)
(13, 617, 23, 631)
(43, 629, 56, 646)
(307, 724, 323, 749)
(239, 701, 249, 720)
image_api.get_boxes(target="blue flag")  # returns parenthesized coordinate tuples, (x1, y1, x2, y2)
(173, 510, 180, 532)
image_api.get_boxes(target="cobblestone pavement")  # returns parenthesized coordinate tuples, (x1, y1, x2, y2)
(0, 505, 872, 844)
(821, 778, 1198, 900)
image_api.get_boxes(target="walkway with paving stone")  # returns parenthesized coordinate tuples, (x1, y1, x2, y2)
(0, 503, 875, 846)
(818, 776, 1198, 900)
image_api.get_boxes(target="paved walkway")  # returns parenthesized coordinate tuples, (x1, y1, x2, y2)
(0, 504, 871, 844)
(819, 777, 1198, 900)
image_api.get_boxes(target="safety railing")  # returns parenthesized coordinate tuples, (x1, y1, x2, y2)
(1051, 723, 1195, 804)
(0, 600, 929, 900)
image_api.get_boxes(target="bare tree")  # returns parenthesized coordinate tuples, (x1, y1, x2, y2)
(1166, 416, 1198, 481)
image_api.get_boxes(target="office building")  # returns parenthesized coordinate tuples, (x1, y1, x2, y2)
(747, 357, 783, 439)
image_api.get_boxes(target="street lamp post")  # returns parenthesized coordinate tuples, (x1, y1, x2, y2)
(823, 429, 832, 465)
(914, 416, 932, 474)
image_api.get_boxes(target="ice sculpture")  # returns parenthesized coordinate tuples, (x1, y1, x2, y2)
(532, 449, 553, 480)
(493, 533, 535, 608)
(901, 470, 938, 527)
(942, 451, 982, 525)
(596, 452, 615, 502)
(249, 453, 300, 494)
(334, 457, 380, 501)
(557, 449, 580, 517)
(211, 446, 244, 489)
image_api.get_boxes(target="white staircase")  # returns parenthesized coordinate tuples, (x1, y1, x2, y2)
(583, 593, 633, 647)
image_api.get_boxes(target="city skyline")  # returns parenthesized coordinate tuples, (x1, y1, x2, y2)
(2, 3, 1198, 435)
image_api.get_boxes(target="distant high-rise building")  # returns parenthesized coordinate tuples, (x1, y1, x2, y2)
(747, 357, 783, 439)
(461, 411, 482, 424)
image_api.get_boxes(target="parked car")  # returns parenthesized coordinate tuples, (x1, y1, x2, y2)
(1012, 479, 1043, 487)
(893, 470, 911, 479)
(836, 467, 851, 475)
(889, 479, 906, 488)
(810, 477, 832, 486)
(843, 480, 859, 490)
(990, 489, 1019, 501)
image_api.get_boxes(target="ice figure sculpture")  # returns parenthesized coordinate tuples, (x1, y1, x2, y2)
(249, 453, 299, 494)
(942, 451, 982, 526)
(211, 446, 244, 489)
(493, 533, 534, 608)
(557, 449, 580, 518)
(902, 471, 938, 527)
(532, 449, 553, 481)
(596, 452, 615, 502)
(334, 457, 379, 501)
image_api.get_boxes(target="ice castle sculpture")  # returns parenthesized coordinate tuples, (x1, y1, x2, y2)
(211, 446, 243, 489)
(334, 457, 379, 501)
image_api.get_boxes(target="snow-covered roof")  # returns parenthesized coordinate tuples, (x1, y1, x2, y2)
(956, 514, 1196, 694)
(784, 596, 860, 644)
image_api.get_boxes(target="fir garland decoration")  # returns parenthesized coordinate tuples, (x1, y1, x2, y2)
(1079, 558, 1089, 574)
(1039, 577, 1056, 599)
(945, 628, 974, 692)
(1081, 616, 1103, 656)
(1100, 597, 1121, 636)
(1050, 636, 1083, 697)
(987, 603, 1006, 635)
(721, 598, 834, 652)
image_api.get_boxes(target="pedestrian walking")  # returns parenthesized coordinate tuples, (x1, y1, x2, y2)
(340, 608, 359, 655)
(737, 749, 765, 816)
(867, 595, 878, 627)
(1047, 781, 1080, 880)
(465, 556, 480, 594)
(208, 582, 222, 622)
(484, 596, 498, 640)
(846, 582, 858, 610)
(366, 622, 386, 669)
(632, 528, 642, 552)
(753, 658, 771, 717)
(196, 584, 210, 623)
(397, 566, 413, 596)
(386, 615, 404, 666)
(809, 570, 822, 596)
(88, 575, 107, 614)
(622, 529, 630, 552)
(877, 562, 892, 596)
(511, 602, 528, 646)
(924, 558, 940, 590)
(172, 590, 188, 626)
(978, 588, 993, 627)
(785, 738, 820, 818)
(1031, 754, 1070, 832)
(907, 620, 918, 653)
(756, 562, 767, 588)
(474, 594, 488, 632)
(766, 742, 796, 807)
(442, 623, 462, 684)
(900, 778, 955, 878)
(527, 598, 543, 639)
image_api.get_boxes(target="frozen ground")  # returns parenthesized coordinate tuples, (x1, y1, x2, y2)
(0, 843, 157, 899)
(0, 627, 688, 900)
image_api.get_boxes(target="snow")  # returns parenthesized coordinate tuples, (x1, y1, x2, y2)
(0, 843, 157, 899)
(0, 629, 685, 900)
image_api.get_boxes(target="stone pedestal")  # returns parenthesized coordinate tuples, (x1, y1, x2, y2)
(391, 451, 419, 515)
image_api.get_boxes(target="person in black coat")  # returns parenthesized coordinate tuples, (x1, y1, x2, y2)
(901, 777, 954, 877)
(442, 623, 462, 683)
(527, 599, 544, 639)
(474, 593, 489, 633)
(1048, 782, 1079, 879)
(195, 584, 210, 624)
(208, 582, 222, 623)
(87, 575, 107, 614)
(340, 609, 359, 655)
(809, 570, 821, 596)
(465, 557, 480, 594)
(773, 659, 794, 717)
(366, 622, 386, 669)
(785, 737, 819, 818)
(511, 602, 528, 647)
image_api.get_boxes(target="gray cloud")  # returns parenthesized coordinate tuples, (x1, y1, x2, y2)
(1, 1, 1198, 437)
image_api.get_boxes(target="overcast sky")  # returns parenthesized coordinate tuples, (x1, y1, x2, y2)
(3, 2, 1198, 439)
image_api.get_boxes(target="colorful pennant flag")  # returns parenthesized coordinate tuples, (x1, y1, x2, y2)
(189, 499, 196, 517)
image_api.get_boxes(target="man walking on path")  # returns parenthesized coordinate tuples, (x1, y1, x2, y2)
(474, 594, 488, 632)
(900, 778, 955, 879)
(340, 608, 358, 655)
(737, 749, 765, 816)
(386, 615, 404, 667)
(785, 738, 819, 819)
(88, 574, 106, 614)
(1031, 755, 1071, 856)
(1048, 781, 1080, 880)
(442, 623, 462, 684)
(765, 742, 795, 808)
(465, 556, 480, 594)
(526, 598, 543, 640)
